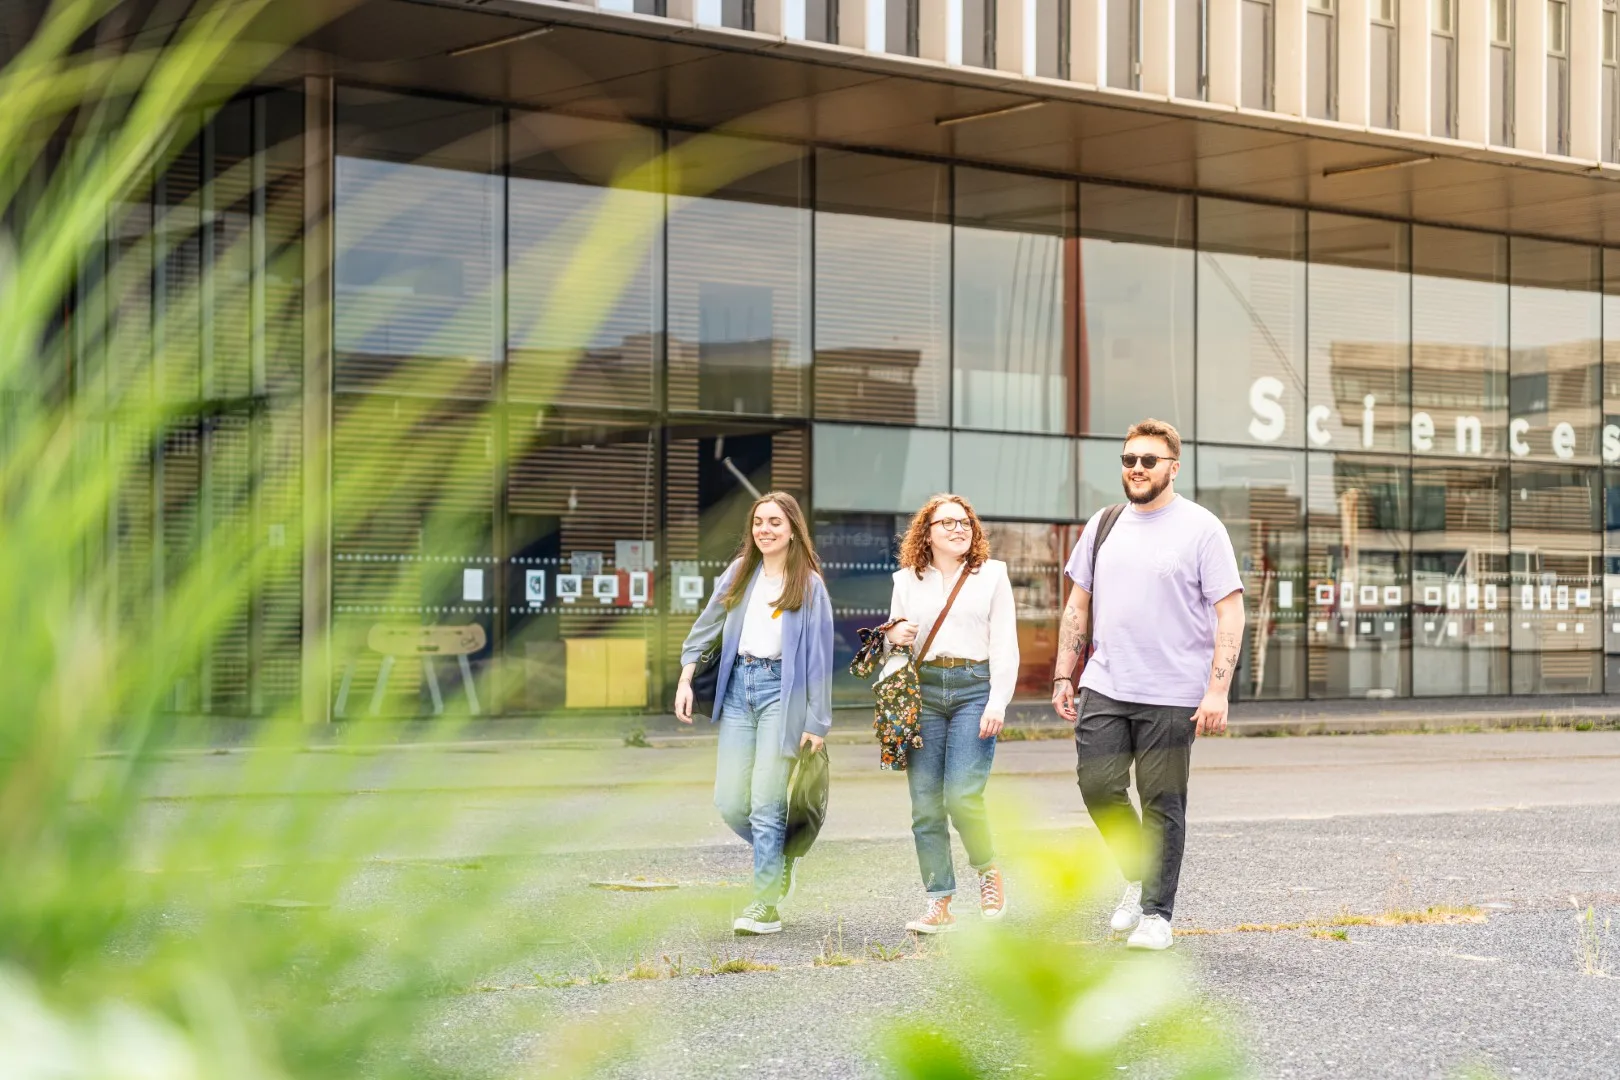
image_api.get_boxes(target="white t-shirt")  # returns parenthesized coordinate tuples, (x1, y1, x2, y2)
(738, 571, 785, 659)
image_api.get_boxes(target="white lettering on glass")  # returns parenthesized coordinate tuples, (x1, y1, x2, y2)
(1412, 411, 1434, 451)
(1552, 422, 1576, 460)
(1604, 424, 1620, 463)
(1248, 376, 1287, 443)
(1307, 405, 1332, 446)
(1244, 378, 1598, 460)
(1510, 419, 1530, 457)
(1456, 415, 1482, 455)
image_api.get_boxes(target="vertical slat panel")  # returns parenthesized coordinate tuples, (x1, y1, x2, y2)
(1141, 0, 1175, 94)
(1457, 0, 1492, 141)
(1516, 0, 1548, 150)
(1207, 0, 1245, 105)
(1071, 0, 1106, 83)
(1572, 0, 1604, 157)
(1275, 0, 1309, 116)
(1340, 0, 1372, 126)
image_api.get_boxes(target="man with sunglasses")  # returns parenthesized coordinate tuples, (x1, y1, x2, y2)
(1051, 418, 1245, 951)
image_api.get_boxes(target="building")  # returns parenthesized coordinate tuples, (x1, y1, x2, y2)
(43, 0, 1620, 720)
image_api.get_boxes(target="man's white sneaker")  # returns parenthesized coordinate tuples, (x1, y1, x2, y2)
(1126, 913, 1173, 951)
(1109, 881, 1143, 934)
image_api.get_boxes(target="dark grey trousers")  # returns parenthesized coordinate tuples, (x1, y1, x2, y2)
(1074, 687, 1196, 920)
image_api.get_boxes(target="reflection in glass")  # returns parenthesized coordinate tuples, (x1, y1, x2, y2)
(1308, 213, 1409, 453)
(1510, 238, 1600, 462)
(812, 423, 950, 513)
(815, 151, 949, 425)
(333, 90, 501, 399)
(1197, 199, 1306, 447)
(817, 510, 908, 706)
(1510, 464, 1602, 693)
(667, 135, 809, 417)
(504, 417, 658, 713)
(1413, 227, 1508, 460)
(1197, 448, 1306, 701)
(984, 521, 1080, 700)
(665, 425, 810, 699)
(507, 113, 661, 409)
(1604, 250, 1620, 689)
(1411, 464, 1510, 695)
(954, 431, 1076, 521)
(954, 168, 1077, 434)
(1079, 185, 1194, 437)
(331, 401, 497, 717)
(1306, 454, 1411, 698)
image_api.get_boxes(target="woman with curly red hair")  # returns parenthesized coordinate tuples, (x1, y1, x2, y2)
(886, 493, 1019, 934)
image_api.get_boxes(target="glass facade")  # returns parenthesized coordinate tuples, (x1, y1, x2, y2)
(95, 84, 1620, 717)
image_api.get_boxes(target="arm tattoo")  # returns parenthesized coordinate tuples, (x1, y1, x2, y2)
(1058, 603, 1088, 659)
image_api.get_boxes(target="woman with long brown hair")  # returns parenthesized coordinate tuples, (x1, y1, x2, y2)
(888, 493, 1018, 934)
(674, 491, 834, 936)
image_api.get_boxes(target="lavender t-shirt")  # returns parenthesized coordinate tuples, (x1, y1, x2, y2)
(1064, 495, 1244, 709)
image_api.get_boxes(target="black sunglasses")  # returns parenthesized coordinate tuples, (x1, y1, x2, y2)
(1120, 453, 1177, 469)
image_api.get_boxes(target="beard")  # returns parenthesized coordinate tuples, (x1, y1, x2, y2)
(1122, 472, 1171, 505)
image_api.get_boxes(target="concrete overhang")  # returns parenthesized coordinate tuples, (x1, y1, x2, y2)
(28, 0, 1620, 245)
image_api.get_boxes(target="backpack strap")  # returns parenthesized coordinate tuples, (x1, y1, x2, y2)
(1082, 504, 1127, 672)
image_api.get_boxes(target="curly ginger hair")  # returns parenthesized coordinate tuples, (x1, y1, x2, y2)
(898, 493, 990, 579)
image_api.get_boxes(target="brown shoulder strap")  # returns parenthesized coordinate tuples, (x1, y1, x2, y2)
(916, 567, 972, 665)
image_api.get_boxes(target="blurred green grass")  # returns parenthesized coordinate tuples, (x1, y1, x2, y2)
(0, 2, 1241, 1077)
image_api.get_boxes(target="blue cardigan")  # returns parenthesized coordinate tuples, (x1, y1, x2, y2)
(680, 560, 834, 757)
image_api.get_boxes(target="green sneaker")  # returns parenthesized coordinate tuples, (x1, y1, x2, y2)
(733, 901, 782, 936)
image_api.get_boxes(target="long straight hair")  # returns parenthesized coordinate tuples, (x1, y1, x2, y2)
(720, 491, 820, 612)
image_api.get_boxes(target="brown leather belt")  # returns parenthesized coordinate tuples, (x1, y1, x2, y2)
(920, 657, 980, 669)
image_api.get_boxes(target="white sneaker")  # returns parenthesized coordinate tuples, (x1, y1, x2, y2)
(1126, 913, 1173, 951)
(1109, 881, 1143, 934)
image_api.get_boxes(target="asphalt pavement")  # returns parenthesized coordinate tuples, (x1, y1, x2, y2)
(137, 730, 1620, 1079)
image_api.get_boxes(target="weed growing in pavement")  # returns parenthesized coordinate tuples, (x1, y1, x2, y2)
(703, 952, 778, 976)
(1184, 905, 1488, 937)
(1573, 902, 1612, 977)
(623, 727, 653, 748)
(815, 917, 858, 967)
(868, 939, 913, 962)
(1309, 929, 1350, 942)
(626, 957, 663, 980)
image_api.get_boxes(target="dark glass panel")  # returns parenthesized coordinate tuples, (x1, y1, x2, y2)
(1079, 184, 1193, 437)
(1198, 447, 1307, 701)
(954, 168, 1077, 435)
(1308, 213, 1409, 454)
(333, 89, 501, 400)
(1509, 464, 1603, 693)
(507, 113, 661, 410)
(1411, 463, 1510, 695)
(1510, 237, 1600, 463)
(666, 135, 809, 418)
(815, 151, 949, 426)
(1306, 453, 1411, 698)
(1197, 198, 1306, 447)
(1413, 226, 1508, 460)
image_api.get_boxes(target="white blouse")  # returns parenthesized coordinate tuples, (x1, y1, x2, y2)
(888, 560, 1020, 717)
(737, 571, 785, 659)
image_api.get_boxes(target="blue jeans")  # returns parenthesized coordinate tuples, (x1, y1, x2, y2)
(907, 661, 998, 897)
(714, 656, 791, 905)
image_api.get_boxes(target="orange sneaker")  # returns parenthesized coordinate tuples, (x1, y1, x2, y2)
(978, 865, 1006, 920)
(905, 895, 957, 934)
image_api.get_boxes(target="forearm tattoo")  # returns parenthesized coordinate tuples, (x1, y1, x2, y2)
(1056, 601, 1089, 675)
(1211, 629, 1240, 687)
